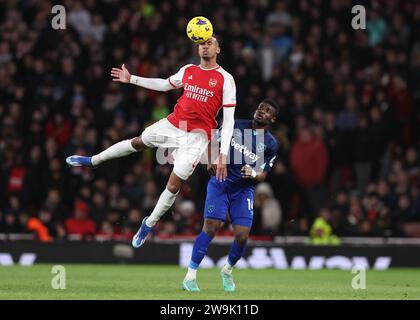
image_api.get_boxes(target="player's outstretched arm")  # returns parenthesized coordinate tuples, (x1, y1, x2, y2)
(110, 64, 174, 92)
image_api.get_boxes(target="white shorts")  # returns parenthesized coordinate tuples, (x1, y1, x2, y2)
(141, 118, 208, 180)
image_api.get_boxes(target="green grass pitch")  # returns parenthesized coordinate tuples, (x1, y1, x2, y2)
(1, 265, 420, 299)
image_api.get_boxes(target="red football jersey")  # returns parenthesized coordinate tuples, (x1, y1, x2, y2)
(166, 64, 236, 139)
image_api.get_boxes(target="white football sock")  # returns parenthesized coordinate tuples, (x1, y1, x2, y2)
(185, 268, 197, 281)
(146, 188, 178, 227)
(91, 139, 137, 166)
(221, 263, 233, 275)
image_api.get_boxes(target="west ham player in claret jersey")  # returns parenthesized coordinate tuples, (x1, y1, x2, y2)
(66, 36, 236, 248)
(182, 99, 279, 292)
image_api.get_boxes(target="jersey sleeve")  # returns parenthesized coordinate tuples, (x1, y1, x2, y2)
(167, 64, 192, 89)
(222, 74, 236, 107)
(260, 139, 279, 173)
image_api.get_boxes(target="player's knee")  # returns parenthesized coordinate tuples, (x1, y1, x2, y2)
(203, 225, 217, 237)
(166, 172, 184, 194)
(131, 137, 144, 151)
(166, 182, 181, 194)
(234, 232, 249, 246)
(203, 220, 222, 237)
(167, 185, 178, 194)
(203, 228, 217, 237)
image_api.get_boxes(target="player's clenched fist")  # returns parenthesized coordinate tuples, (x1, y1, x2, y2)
(241, 164, 257, 179)
(111, 64, 131, 83)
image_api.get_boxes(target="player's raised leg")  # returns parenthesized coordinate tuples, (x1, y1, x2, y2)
(182, 218, 223, 291)
(220, 224, 251, 292)
(132, 171, 183, 248)
(66, 136, 146, 167)
(132, 122, 209, 248)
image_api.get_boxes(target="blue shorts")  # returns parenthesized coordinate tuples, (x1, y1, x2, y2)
(203, 177, 254, 228)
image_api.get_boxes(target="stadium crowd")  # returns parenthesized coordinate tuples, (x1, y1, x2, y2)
(1, 0, 420, 241)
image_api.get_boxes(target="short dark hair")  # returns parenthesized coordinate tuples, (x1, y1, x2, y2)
(261, 98, 279, 116)
(212, 34, 221, 47)
(197, 34, 221, 48)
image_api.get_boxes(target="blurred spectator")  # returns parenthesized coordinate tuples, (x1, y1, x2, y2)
(2, 213, 21, 233)
(65, 200, 96, 239)
(254, 183, 282, 235)
(27, 210, 53, 242)
(124, 208, 144, 234)
(309, 208, 341, 245)
(354, 116, 374, 192)
(171, 200, 201, 235)
(45, 112, 72, 150)
(290, 127, 328, 216)
(367, 10, 388, 47)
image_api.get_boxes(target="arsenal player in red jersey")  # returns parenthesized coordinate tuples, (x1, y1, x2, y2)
(66, 36, 236, 248)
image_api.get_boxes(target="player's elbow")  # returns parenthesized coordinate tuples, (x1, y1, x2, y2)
(162, 86, 173, 92)
(159, 79, 175, 92)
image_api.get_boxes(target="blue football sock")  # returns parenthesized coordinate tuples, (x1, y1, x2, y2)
(189, 231, 213, 269)
(227, 241, 246, 267)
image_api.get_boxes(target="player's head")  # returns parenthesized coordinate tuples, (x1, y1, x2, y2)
(198, 35, 220, 61)
(253, 98, 278, 126)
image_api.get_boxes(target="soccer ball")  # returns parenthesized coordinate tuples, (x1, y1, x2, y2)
(186, 16, 213, 44)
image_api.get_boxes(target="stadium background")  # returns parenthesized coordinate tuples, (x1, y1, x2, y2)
(0, 0, 420, 247)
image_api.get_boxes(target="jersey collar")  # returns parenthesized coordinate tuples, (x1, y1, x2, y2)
(198, 64, 220, 71)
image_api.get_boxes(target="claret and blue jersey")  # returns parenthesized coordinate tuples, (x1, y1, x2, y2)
(204, 119, 278, 227)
